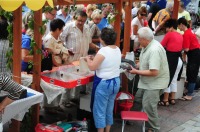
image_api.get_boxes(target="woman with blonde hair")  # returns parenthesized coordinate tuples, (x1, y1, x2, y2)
(21, 12, 34, 73)
(87, 9, 102, 54)
(86, 4, 97, 23)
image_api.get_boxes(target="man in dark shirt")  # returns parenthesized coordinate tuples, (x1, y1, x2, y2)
(147, 0, 160, 30)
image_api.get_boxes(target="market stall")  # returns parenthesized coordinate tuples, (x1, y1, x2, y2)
(0, 0, 181, 131)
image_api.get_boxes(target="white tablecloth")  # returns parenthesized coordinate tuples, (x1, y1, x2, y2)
(21, 73, 66, 104)
(2, 86, 43, 124)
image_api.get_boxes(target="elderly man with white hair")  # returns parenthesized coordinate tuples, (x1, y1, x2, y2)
(128, 27, 169, 132)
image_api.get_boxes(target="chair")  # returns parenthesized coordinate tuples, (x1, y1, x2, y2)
(121, 111, 148, 132)
(114, 92, 134, 114)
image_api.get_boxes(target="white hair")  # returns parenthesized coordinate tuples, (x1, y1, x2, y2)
(137, 27, 154, 41)
(91, 9, 102, 19)
(166, 1, 174, 10)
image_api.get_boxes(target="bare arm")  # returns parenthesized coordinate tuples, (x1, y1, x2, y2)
(0, 97, 14, 113)
(89, 43, 100, 53)
(147, 13, 152, 21)
(129, 67, 159, 76)
(152, 20, 156, 31)
(92, 38, 100, 43)
(133, 25, 139, 35)
(86, 54, 104, 71)
(21, 49, 33, 62)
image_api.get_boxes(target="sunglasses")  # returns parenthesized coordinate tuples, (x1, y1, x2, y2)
(140, 13, 147, 16)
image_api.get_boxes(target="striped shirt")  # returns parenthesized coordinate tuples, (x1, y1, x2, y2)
(0, 40, 24, 122)
(60, 21, 92, 64)
(0, 73, 24, 122)
(0, 40, 10, 73)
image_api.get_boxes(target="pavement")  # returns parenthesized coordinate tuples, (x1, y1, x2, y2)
(38, 88, 200, 132)
(38, 65, 200, 132)
(110, 89, 200, 132)
(110, 65, 200, 132)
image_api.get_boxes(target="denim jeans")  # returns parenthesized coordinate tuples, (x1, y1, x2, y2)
(187, 83, 196, 96)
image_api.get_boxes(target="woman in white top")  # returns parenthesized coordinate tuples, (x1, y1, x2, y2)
(86, 28, 121, 132)
(131, 6, 148, 51)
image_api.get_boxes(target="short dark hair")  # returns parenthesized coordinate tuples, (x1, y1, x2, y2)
(178, 17, 190, 28)
(0, 16, 8, 40)
(50, 18, 65, 32)
(164, 19, 178, 29)
(74, 10, 87, 19)
(100, 28, 117, 45)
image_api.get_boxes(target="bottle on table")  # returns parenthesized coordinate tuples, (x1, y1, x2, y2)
(81, 118, 88, 132)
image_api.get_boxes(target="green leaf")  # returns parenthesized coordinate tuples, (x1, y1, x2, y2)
(28, 64, 33, 69)
(28, 20, 34, 30)
(29, 49, 33, 55)
(42, 19, 48, 25)
(36, 49, 42, 54)
(39, 26, 45, 35)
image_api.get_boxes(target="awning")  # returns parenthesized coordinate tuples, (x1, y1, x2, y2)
(0, 0, 53, 11)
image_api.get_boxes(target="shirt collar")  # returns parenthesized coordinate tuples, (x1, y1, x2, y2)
(142, 39, 154, 52)
(72, 21, 76, 27)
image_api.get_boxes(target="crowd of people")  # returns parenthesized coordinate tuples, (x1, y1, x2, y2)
(1, 0, 198, 132)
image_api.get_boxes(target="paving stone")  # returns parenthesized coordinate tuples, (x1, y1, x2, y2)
(181, 128, 197, 132)
(192, 127, 200, 132)
(197, 114, 200, 118)
(181, 123, 194, 129)
(185, 120, 196, 125)
(194, 122, 200, 127)
(170, 112, 195, 124)
(191, 117, 200, 122)
(169, 126, 184, 132)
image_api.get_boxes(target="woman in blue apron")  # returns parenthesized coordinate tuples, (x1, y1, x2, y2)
(85, 28, 121, 132)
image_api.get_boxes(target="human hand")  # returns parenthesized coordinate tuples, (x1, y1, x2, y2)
(84, 55, 94, 62)
(68, 49, 74, 56)
(128, 66, 138, 74)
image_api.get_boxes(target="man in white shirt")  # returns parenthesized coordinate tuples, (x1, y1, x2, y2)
(60, 10, 98, 107)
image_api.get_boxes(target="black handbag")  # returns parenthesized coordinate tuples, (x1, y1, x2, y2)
(41, 49, 53, 72)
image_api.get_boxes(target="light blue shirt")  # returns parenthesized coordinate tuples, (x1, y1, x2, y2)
(97, 17, 109, 31)
(56, 10, 72, 23)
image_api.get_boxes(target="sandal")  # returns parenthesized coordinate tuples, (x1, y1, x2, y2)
(158, 101, 169, 106)
(169, 99, 176, 105)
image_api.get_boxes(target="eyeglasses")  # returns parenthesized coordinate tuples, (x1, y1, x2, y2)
(49, 12, 56, 16)
(77, 19, 86, 23)
(140, 13, 147, 16)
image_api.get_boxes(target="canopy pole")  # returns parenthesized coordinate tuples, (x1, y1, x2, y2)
(172, 0, 180, 19)
(8, 6, 22, 132)
(31, 9, 42, 132)
(114, 0, 123, 47)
